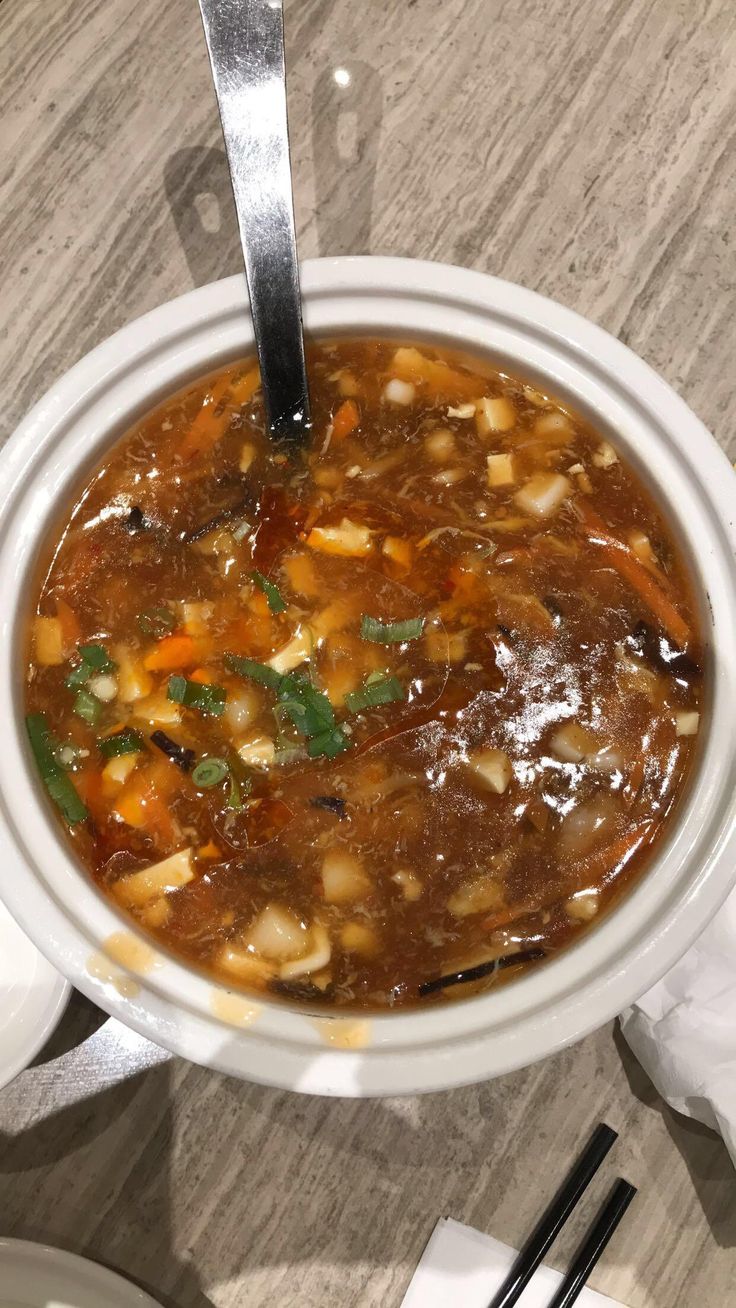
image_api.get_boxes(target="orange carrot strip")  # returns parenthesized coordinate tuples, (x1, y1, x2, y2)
(198, 841, 222, 860)
(576, 500, 690, 647)
(180, 367, 259, 460)
(578, 821, 655, 886)
(189, 666, 216, 684)
(331, 399, 360, 442)
(143, 633, 197, 671)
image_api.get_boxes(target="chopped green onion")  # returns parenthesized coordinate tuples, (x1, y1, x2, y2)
(225, 655, 284, 691)
(192, 757, 229, 788)
(98, 728, 144, 759)
(167, 675, 226, 716)
(26, 713, 88, 825)
(65, 661, 92, 689)
(138, 606, 177, 637)
(227, 773, 244, 810)
(276, 679, 336, 739)
(65, 642, 116, 690)
(360, 615, 425, 643)
(251, 569, 287, 615)
(73, 688, 102, 726)
(307, 727, 351, 759)
(78, 643, 116, 672)
(345, 674, 405, 713)
(228, 653, 351, 755)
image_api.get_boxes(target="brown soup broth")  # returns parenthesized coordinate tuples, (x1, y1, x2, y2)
(24, 339, 703, 1009)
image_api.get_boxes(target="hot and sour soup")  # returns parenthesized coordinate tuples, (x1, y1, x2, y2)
(25, 339, 702, 1009)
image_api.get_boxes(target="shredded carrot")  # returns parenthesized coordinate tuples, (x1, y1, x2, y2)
(56, 598, 80, 653)
(189, 666, 216, 685)
(482, 903, 538, 932)
(331, 399, 360, 442)
(576, 499, 690, 648)
(180, 367, 260, 460)
(99, 720, 127, 738)
(198, 841, 222, 860)
(143, 633, 197, 671)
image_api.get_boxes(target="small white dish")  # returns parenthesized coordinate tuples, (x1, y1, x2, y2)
(0, 1238, 162, 1308)
(0, 900, 69, 1092)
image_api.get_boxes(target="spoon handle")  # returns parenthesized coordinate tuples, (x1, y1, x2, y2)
(198, 0, 311, 440)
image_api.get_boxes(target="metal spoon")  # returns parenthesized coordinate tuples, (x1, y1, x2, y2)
(197, 0, 311, 441)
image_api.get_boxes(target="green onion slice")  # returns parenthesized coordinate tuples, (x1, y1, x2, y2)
(227, 653, 351, 756)
(307, 727, 351, 759)
(98, 728, 144, 759)
(225, 655, 283, 691)
(192, 757, 229, 788)
(167, 675, 226, 716)
(78, 643, 116, 672)
(345, 674, 405, 713)
(26, 713, 88, 825)
(251, 569, 287, 615)
(360, 615, 425, 644)
(138, 606, 177, 637)
(73, 688, 102, 726)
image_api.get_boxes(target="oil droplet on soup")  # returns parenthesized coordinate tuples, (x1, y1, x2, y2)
(26, 339, 703, 1011)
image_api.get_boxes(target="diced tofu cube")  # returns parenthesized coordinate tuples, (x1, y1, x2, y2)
(476, 396, 516, 435)
(340, 922, 380, 956)
(247, 904, 309, 961)
(383, 378, 415, 405)
(486, 453, 515, 487)
(114, 848, 194, 906)
(114, 645, 154, 703)
(466, 748, 513, 794)
(306, 518, 373, 558)
(447, 876, 504, 918)
(675, 711, 699, 737)
(592, 441, 618, 469)
(102, 753, 140, 794)
(424, 428, 456, 462)
(534, 412, 574, 441)
(321, 849, 372, 904)
(514, 473, 571, 519)
(237, 732, 276, 768)
(268, 629, 313, 674)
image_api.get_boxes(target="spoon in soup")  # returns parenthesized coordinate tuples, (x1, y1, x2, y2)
(197, 0, 311, 441)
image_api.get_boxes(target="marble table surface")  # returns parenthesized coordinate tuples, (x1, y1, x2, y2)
(0, 1, 734, 1305)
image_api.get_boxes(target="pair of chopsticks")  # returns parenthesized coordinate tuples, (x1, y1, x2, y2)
(487, 1123, 636, 1308)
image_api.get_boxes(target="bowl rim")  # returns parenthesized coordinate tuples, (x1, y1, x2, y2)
(1, 255, 735, 1096)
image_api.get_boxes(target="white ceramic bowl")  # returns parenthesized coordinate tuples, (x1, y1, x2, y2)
(1, 257, 735, 1097)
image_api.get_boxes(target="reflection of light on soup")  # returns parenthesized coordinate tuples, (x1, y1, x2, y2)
(26, 339, 702, 1012)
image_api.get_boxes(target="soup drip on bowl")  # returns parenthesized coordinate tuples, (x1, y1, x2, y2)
(24, 338, 702, 1010)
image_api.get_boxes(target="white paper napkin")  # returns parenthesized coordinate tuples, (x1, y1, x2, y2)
(620, 885, 736, 1167)
(400, 1217, 627, 1308)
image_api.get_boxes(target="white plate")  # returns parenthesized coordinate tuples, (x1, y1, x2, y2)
(0, 899, 69, 1091)
(0, 1239, 162, 1308)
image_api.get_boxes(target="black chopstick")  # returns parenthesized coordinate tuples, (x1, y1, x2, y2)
(486, 1122, 618, 1308)
(545, 1177, 637, 1307)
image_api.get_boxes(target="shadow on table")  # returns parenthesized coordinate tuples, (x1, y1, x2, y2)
(164, 146, 241, 288)
(613, 1023, 736, 1250)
